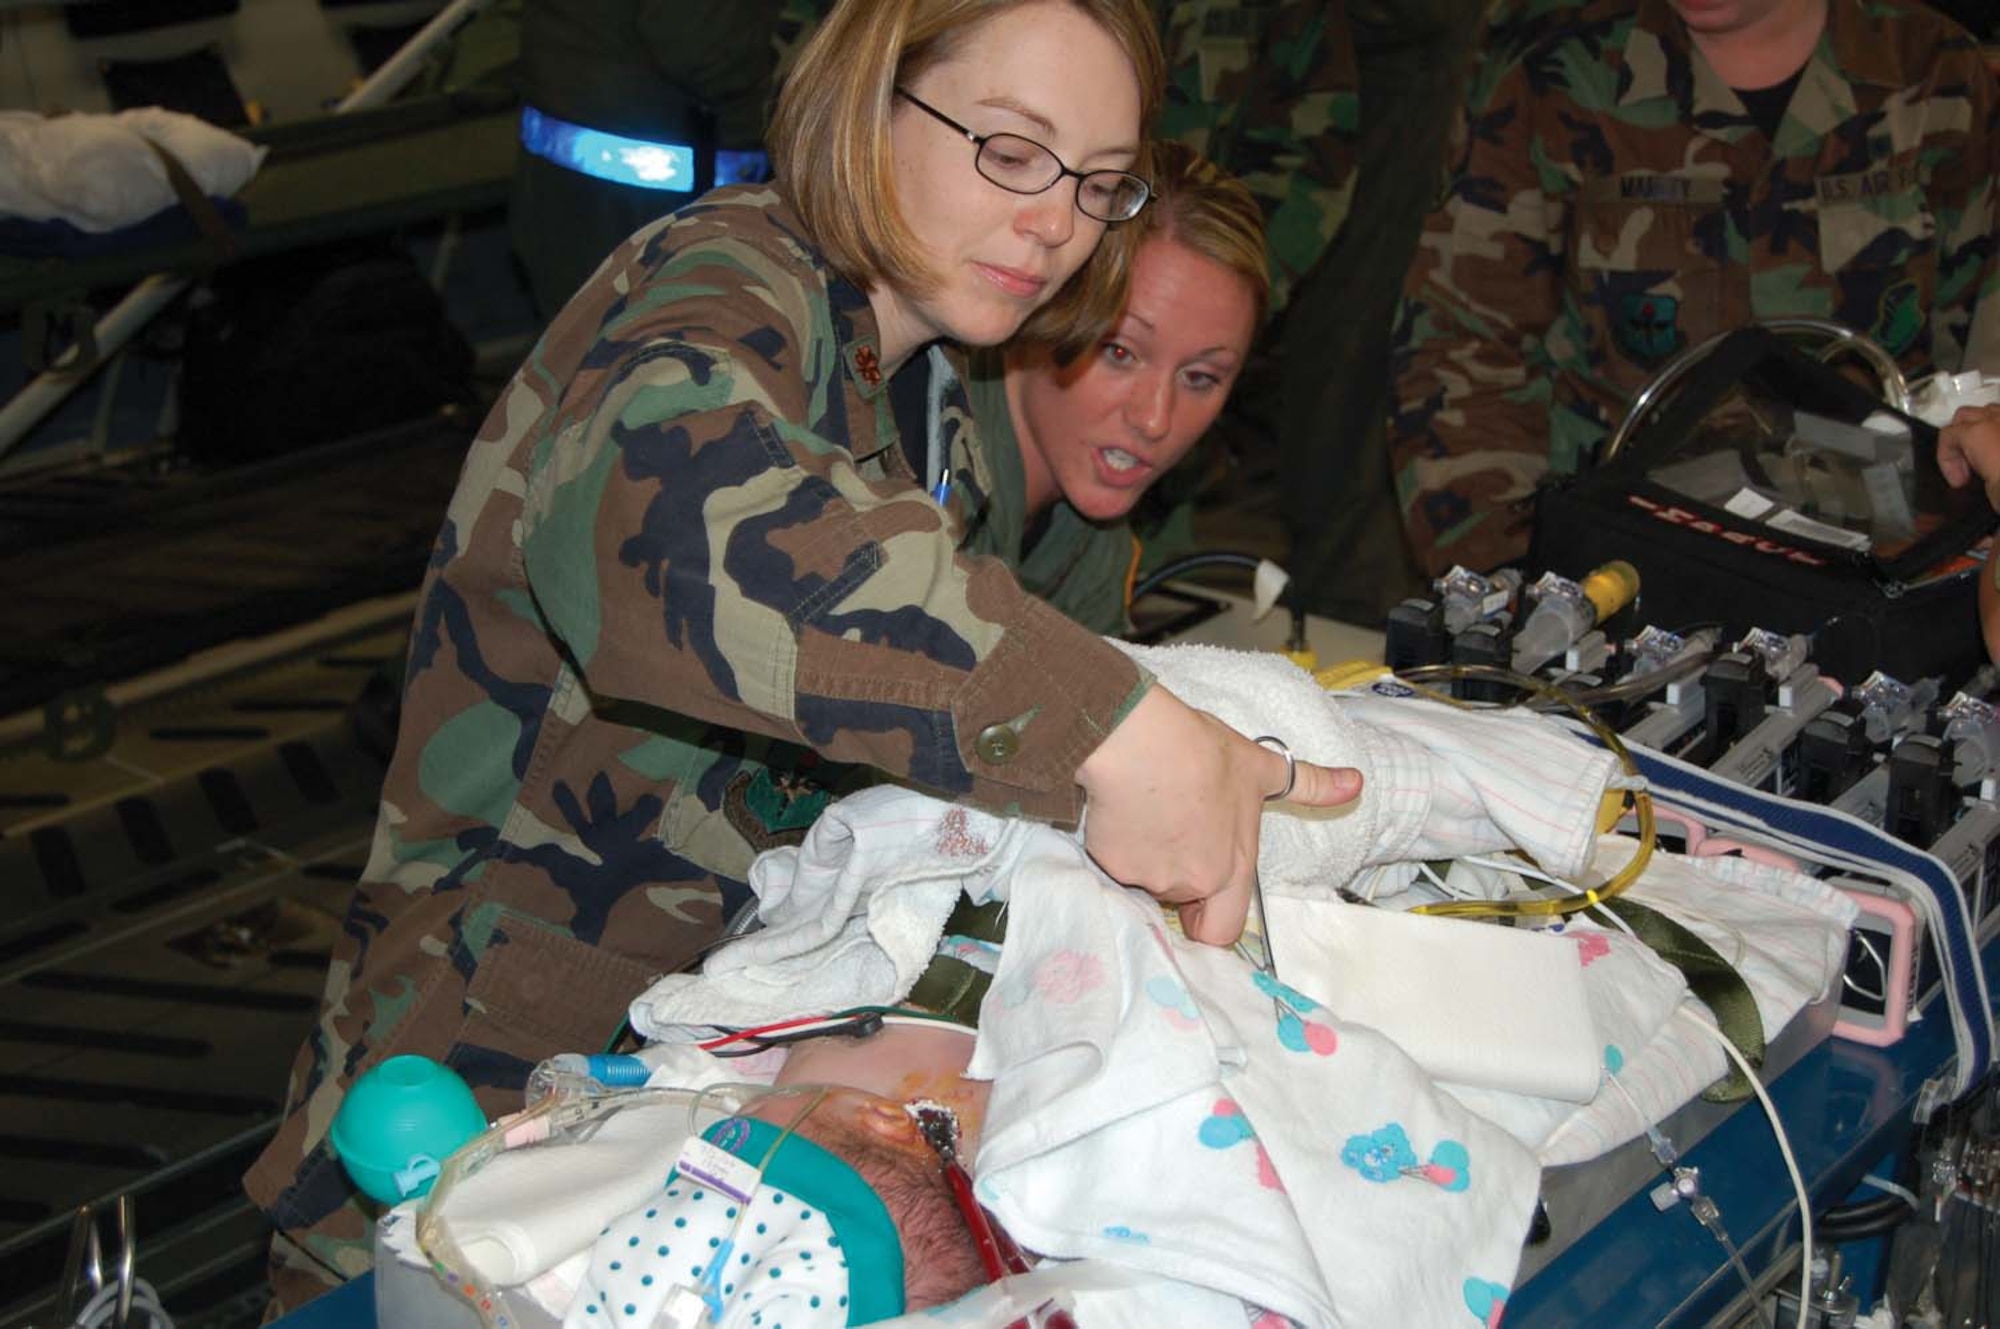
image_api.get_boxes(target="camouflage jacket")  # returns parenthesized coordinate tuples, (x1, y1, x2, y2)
(245, 186, 1149, 1240)
(1158, 0, 1362, 316)
(962, 349, 1140, 637)
(1390, 0, 2000, 575)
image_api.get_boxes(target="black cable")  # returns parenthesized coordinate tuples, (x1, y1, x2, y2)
(1130, 550, 1267, 602)
(1814, 1191, 1916, 1242)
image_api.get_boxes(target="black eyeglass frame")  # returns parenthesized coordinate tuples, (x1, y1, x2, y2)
(894, 87, 1151, 224)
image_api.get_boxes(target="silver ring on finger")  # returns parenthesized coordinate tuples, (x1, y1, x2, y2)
(1251, 734, 1295, 802)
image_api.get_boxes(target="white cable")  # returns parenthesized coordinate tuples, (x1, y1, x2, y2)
(1415, 860, 1467, 899)
(71, 1277, 175, 1328)
(1455, 848, 1641, 940)
(1855, 1172, 1921, 1211)
(1842, 931, 1888, 1004)
(1675, 1007, 1811, 1329)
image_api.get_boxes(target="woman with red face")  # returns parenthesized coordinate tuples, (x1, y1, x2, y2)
(963, 141, 1268, 634)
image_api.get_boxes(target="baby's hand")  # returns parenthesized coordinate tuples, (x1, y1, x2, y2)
(1938, 403, 2000, 509)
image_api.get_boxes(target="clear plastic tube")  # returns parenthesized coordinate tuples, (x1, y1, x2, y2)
(1512, 562, 1640, 674)
(1389, 661, 1656, 921)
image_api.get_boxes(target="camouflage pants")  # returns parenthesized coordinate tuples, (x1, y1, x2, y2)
(1281, 0, 1482, 623)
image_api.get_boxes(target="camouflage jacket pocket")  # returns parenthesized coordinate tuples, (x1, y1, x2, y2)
(1573, 178, 1728, 368)
(458, 907, 663, 1057)
(1572, 175, 1727, 278)
(1815, 164, 1936, 358)
(1815, 160, 1934, 275)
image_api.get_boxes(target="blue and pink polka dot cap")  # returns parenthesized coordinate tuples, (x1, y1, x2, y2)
(566, 1115, 905, 1328)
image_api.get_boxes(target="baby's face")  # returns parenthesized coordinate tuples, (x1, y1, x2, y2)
(772, 1023, 991, 1149)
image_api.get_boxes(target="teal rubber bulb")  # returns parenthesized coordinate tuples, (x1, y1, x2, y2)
(329, 1055, 487, 1204)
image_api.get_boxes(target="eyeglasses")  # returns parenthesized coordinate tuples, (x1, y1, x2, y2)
(895, 88, 1151, 224)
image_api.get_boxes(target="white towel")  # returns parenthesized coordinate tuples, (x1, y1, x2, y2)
(1116, 645, 1621, 894)
(424, 1098, 699, 1286)
(630, 787, 1027, 1038)
(0, 108, 264, 231)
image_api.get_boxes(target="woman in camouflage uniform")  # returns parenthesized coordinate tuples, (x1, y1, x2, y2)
(248, 0, 1361, 1310)
(1390, 0, 2000, 576)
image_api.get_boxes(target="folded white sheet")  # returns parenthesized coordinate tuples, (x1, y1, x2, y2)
(1433, 838, 1857, 1166)
(1267, 899, 1605, 1103)
(426, 1098, 695, 1286)
(0, 108, 264, 231)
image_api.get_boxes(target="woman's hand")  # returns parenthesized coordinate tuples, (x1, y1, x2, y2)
(1941, 404, 2000, 663)
(1939, 403, 2000, 509)
(1075, 685, 1363, 945)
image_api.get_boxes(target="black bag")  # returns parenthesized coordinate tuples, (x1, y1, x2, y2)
(1532, 327, 1996, 688)
(177, 243, 475, 467)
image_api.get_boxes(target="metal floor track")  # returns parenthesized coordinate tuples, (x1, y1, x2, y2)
(0, 413, 466, 720)
(0, 596, 418, 1328)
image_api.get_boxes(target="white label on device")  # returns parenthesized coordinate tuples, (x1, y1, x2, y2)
(1725, 487, 1776, 519)
(675, 1136, 758, 1203)
(1767, 507, 1872, 550)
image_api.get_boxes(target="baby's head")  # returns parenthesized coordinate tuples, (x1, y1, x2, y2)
(587, 1020, 996, 1325)
(758, 1012, 995, 1307)
(745, 1087, 989, 1309)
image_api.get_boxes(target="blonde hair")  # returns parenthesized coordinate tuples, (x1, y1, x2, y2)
(1140, 140, 1272, 328)
(769, 0, 1165, 361)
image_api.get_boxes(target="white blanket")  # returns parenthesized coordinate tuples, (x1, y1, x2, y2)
(632, 658, 1621, 1038)
(973, 853, 1542, 1328)
(0, 108, 264, 231)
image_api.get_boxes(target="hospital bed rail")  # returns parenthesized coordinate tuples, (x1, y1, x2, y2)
(0, 0, 500, 466)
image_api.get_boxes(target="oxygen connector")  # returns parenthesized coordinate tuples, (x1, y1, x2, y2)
(1849, 670, 1939, 745)
(1736, 626, 1812, 683)
(1435, 565, 1522, 635)
(1511, 561, 1640, 676)
(1941, 692, 2000, 788)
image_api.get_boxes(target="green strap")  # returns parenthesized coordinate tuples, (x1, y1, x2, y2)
(1600, 898, 1766, 1103)
(906, 896, 1008, 1026)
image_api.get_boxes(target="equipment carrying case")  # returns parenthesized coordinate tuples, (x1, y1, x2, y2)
(1532, 327, 1997, 688)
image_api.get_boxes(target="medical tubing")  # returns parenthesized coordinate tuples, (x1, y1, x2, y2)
(1812, 1191, 1915, 1241)
(945, 1157, 1011, 1283)
(69, 1277, 175, 1329)
(1558, 643, 1718, 708)
(686, 1085, 830, 1316)
(1681, 1008, 1813, 1329)
(541, 1052, 652, 1087)
(1702, 1218, 1775, 1329)
(1128, 551, 1265, 601)
(1391, 663, 1656, 920)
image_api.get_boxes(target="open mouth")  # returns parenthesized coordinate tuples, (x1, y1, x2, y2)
(1095, 446, 1153, 486)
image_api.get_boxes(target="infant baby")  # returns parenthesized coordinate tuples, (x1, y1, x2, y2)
(563, 1015, 996, 1327)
